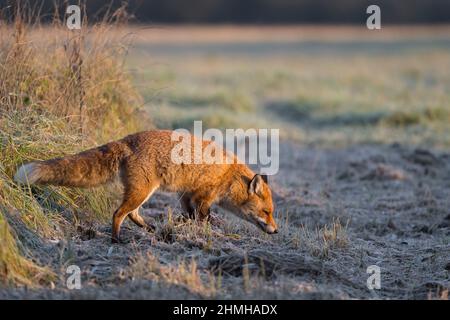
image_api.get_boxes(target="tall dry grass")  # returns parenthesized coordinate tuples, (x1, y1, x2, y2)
(0, 4, 148, 286)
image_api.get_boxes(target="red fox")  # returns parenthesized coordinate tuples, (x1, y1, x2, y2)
(14, 130, 278, 243)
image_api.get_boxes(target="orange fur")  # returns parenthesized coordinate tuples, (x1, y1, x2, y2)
(15, 130, 278, 242)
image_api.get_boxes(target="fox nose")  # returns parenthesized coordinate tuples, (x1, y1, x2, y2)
(273, 229, 278, 234)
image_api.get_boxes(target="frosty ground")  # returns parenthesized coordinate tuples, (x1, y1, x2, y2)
(2, 141, 449, 299)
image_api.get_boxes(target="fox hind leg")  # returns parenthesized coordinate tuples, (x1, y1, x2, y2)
(128, 209, 155, 232)
(112, 182, 158, 243)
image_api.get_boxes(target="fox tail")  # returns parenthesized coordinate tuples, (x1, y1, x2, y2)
(14, 141, 128, 188)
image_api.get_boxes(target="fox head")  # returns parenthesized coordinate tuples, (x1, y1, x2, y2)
(229, 174, 278, 234)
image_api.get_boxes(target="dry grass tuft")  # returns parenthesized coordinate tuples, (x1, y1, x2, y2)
(0, 213, 55, 286)
(129, 252, 217, 298)
(0, 4, 146, 286)
(300, 219, 349, 258)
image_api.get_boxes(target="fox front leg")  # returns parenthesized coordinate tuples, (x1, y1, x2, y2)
(180, 193, 195, 219)
(192, 195, 213, 222)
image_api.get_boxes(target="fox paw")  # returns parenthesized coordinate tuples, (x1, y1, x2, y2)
(144, 223, 156, 233)
(208, 213, 225, 226)
(111, 237, 121, 244)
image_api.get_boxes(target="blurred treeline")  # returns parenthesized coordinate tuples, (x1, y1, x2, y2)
(1, 0, 449, 24)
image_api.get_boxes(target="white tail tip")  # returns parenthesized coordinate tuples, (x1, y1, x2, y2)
(14, 162, 41, 184)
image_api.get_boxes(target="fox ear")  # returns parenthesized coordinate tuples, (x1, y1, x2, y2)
(261, 174, 268, 184)
(249, 174, 264, 196)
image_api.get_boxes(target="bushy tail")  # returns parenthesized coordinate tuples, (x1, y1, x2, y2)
(14, 141, 128, 188)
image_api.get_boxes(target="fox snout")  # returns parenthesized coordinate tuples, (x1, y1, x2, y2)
(256, 216, 278, 234)
(265, 223, 278, 234)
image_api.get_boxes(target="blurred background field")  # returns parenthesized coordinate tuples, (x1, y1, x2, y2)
(128, 25, 450, 147)
(16, 23, 450, 148)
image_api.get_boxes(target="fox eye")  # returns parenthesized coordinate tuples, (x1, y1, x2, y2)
(263, 210, 270, 215)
